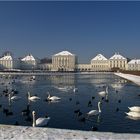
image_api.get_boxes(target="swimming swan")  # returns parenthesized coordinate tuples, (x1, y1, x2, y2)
(87, 102, 101, 116)
(9, 94, 21, 101)
(47, 92, 61, 101)
(32, 111, 50, 127)
(128, 106, 140, 112)
(98, 86, 108, 97)
(28, 92, 40, 102)
(125, 111, 140, 118)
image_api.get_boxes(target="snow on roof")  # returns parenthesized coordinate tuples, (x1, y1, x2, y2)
(0, 55, 13, 60)
(128, 59, 140, 64)
(21, 54, 35, 61)
(110, 53, 126, 60)
(54, 51, 74, 56)
(91, 54, 108, 61)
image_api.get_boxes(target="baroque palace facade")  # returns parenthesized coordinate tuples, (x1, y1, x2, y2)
(39, 51, 139, 72)
(0, 50, 139, 71)
(52, 51, 77, 71)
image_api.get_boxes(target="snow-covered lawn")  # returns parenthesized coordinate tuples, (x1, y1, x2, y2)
(114, 72, 140, 86)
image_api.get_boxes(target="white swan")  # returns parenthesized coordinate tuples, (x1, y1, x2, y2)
(128, 106, 140, 112)
(28, 92, 40, 102)
(125, 111, 140, 118)
(73, 87, 78, 93)
(32, 111, 50, 127)
(87, 102, 101, 116)
(9, 94, 21, 101)
(98, 86, 108, 97)
(47, 92, 61, 101)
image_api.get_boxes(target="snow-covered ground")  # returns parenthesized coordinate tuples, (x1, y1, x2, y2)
(0, 125, 140, 140)
(114, 72, 140, 86)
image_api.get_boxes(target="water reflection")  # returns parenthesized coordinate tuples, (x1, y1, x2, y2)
(50, 74, 77, 92)
(126, 116, 140, 121)
(111, 83, 124, 90)
(111, 79, 127, 90)
(19, 76, 36, 85)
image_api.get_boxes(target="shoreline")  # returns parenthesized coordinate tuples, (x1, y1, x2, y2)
(0, 71, 113, 76)
(0, 124, 139, 140)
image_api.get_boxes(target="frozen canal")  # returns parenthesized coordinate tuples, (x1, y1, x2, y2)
(0, 73, 139, 133)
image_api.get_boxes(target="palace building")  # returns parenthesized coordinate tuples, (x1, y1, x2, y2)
(109, 53, 127, 70)
(128, 59, 140, 71)
(76, 64, 91, 71)
(91, 54, 109, 71)
(0, 52, 19, 70)
(20, 54, 38, 70)
(0, 50, 139, 72)
(52, 51, 77, 71)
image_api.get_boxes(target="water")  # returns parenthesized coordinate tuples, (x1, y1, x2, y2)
(0, 73, 140, 133)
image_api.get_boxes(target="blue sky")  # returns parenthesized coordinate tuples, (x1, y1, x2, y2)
(0, 1, 140, 63)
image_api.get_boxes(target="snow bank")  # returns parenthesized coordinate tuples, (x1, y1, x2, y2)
(114, 72, 140, 86)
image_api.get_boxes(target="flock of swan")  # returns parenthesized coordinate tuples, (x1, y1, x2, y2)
(0, 74, 140, 130)
(97, 84, 140, 120)
(5, 84, 140, 127)
(6, 90, 62, 127)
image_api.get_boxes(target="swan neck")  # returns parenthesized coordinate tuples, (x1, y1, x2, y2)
(28, 92, 30, 98)
(32, 113, 36, 127)
(98, 102, 101, 113)
(106, 87, 108, 93)
(8, 94, 11, 106)
(48, 93, 50, 99)
(8, 94, 11, 100)
(105, 92, 108, 100)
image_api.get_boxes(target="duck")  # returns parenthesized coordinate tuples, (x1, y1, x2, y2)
(21, 105, 30, 116)
(87, 101, 101, 117)
(118, 100, 121, 103)
(6, 111, 13, 116)
(78, 117, 86, 122)
(32, 111, 50, 127)
(88, 101, 92, 107)
(14, 121, 19, 125)
(125, 111, 140, 118)
(25, 116, 32, 122)
(47, 92, 61, 101)
(77, 111, 83, 117)
(3, 108, 9, 114)
(76, 101, 80, 105)
(91, 126, 98, 131)
(74, 109, 80, 114)
(116, 108, 119, 112)
(98, 86, 108, 97)
(28, 92, 40, 102)
(11, 89, 18, 95)
(128, 106, 140, 112)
